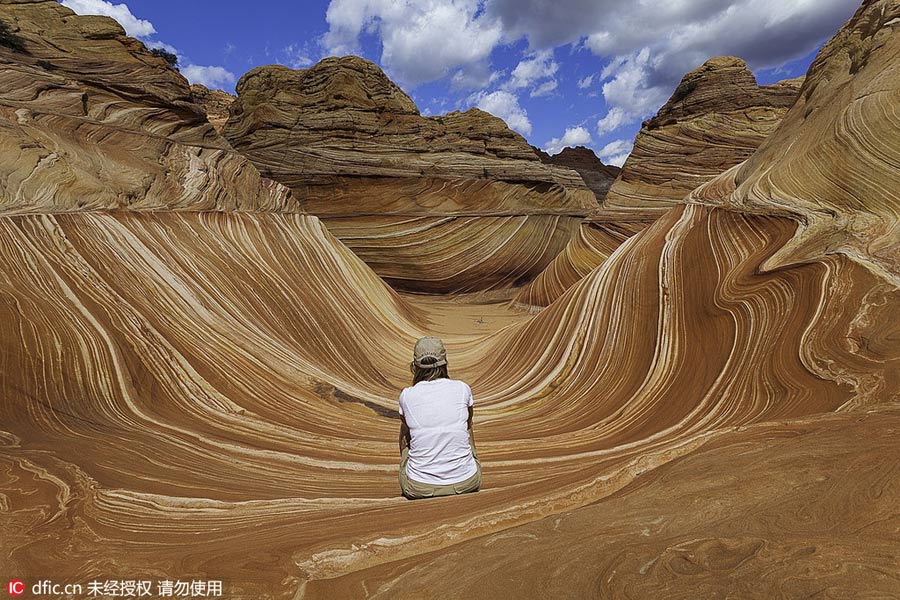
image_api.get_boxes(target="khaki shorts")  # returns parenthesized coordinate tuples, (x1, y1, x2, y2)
(399, 434, 481, 500)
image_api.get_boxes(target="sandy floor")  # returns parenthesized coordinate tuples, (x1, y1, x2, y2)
(399, 292, 534, 341)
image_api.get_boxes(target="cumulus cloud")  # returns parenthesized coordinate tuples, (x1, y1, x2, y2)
(499, 0, 857, 131)
(468, 90, 531, 136)
(595, 47, 671, 135)
(323, 0, 503, 86)
(507, 49, 558, 90)
(180, 65, 236, 89)
(321, 0, 858, 130)
(61, 0, 155, 37)
(597, 138, 633, 167)
(485, 0, 611, 48)
(543, 125, 592, 155)
(487, 0, 858, 67)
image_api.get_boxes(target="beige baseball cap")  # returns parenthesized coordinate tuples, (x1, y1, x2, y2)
(412, 336, 447, 368)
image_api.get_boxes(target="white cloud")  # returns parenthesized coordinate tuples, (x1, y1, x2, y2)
(61, 0, 155, 37)
(468, 90, 531, 136)
(181, 65, 236, 89)
(489, 0, 859, 131)
(597, 138, 633, 167)
(450, 63, 501, 91)
(596, 107, 628, 135)
(507, 49, 558, 89)
(530, 79, 558, 98)
(595, 47, 671, 135)
(319, 0, 859, 129)
(282, 43, 313, 69)
(323, 0, 503, 86)
(145, 39, 179, 56)
(544, 125, 592, 155)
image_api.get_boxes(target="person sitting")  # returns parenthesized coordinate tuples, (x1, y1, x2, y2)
(398, 336, 481, 499)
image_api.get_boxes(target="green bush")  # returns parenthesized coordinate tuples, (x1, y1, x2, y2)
(150, 47, 178, 67)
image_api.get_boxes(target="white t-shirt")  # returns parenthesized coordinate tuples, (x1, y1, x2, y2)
(399, 378, 477, 485)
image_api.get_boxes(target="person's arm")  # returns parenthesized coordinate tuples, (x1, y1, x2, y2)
(466, 386, 478, 459)
(399, 415, 410, 454)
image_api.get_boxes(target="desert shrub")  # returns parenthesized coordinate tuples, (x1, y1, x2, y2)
(150, 47, 178, 67)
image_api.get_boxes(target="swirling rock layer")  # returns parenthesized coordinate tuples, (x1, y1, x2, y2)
(321, 214, 581, 294)
(689, 0, 900, 287)
(306, 407, 900, 599)
(604, 56, 803, 216)
(222, 56, 595, 293)
(514, 57, 804, 308)
(2, 204, 899, 599)
(0, 0, 293, 214)
(1, 1, 899, 598)
(511, 217, 647, 308)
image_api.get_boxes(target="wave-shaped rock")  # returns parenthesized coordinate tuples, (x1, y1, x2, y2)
(305, 407, 900, 599)
(222, 56, 596, 293)
(3, 204, 898, 598)
(513, 57, 804, 308)
(688, 0, 900, 287)
(1, 0, 899, 598)
(511, 216, 646, 309)
(0, 0, 293, 214)
(604, 56, 803, 216)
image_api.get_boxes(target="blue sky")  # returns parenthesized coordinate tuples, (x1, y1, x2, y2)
(59, 0, 862, 166)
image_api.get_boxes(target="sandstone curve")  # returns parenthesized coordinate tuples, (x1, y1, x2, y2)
(1, 1, 899, 598)
(513, 57, 804, 308)
(688, 0, 900, 288)
(222, 56, 596, 293)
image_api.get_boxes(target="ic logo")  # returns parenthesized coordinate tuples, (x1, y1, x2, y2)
(7, 579, 25, 596)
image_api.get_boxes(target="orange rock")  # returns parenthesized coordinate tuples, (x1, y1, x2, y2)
(0, 0, 293, 214)
(222, 56, 596, 292)
(689, 0, 900, 288)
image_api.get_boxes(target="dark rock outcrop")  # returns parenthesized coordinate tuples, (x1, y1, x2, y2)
(190, 84, 236, 134)
(533, 145, 621, 204)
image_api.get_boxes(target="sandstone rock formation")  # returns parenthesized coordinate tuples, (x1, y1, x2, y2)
(512, 218, 646, 309)
(3, 203, 898, 599)
(533, 145, 621, 203)
(1, 0, 900, 598)
(222, 56, 596, 293)
(604, 56, 803, 216)
(190, 84, 235, 134)
(0, 0, 292, 214)
(514, 57, 804, 308)
(306, 407, 900, 599)
(688, 0, 900, 288)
